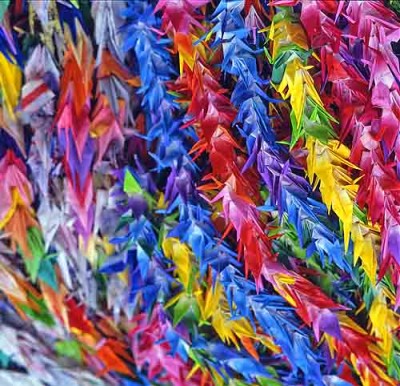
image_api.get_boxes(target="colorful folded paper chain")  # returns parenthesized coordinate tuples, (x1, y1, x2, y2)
(0, 1, 400, 385)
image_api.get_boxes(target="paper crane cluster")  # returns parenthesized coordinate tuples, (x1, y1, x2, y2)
(1, 1, 400, 385)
